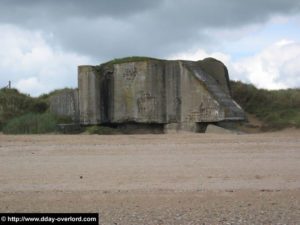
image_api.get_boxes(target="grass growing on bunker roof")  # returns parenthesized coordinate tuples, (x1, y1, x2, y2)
(99, 56, 164, 67)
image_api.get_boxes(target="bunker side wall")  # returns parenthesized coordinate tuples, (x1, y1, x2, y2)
(178, 62, 225, 132)
(78, 66, 101, 125)
(111, 61, 166, 124)
(49, 89, 79, 122)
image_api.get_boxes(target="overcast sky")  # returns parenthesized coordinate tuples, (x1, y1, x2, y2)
(0, 0, 300, 96)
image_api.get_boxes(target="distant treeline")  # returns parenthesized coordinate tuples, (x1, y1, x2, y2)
(230, 81, 300, 130)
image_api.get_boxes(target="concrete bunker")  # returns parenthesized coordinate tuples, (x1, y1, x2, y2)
(50, 57, 246, 133)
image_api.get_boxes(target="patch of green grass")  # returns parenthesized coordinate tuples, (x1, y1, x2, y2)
(99, 56, 163, 67)
(85, 126, 121, 135)
(230, 80, 300, 130)
(3, 113, 57, 134)
(256, 108, 300, 130)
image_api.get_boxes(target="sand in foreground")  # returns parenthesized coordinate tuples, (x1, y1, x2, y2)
(1, 131, 300, 224)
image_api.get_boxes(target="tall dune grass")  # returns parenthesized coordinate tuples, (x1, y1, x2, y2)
(230, 81, 300, 129)
(3, 113, 57, 134)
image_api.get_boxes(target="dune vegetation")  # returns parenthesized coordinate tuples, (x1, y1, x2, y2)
(1, 80, 299, 134)
(230, 81, 300, 130)
(0, 88, 72, 134)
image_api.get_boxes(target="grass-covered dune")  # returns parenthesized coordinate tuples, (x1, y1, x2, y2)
(0, 88, 73, 134)
(0, 88, 48, 130)
(230, 81, 300, 130)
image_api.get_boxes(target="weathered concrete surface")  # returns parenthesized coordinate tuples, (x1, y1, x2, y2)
(50, 58, 246, 132)
(49, 90, 79, 122)
(112, 61, 166, 124)
(78, 66, 101, 125)
(198, 57, 232, 96)
(182, 61, 244, 121)
(180, 61, 225, 132)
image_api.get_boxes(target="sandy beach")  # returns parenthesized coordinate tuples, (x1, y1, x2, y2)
(0, 131, 300, 224)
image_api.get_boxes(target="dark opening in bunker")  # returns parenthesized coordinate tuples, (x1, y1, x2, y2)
(195, 122, 209, 133)
(116, 123, 164, 134)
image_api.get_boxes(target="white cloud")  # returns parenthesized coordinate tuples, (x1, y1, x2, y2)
(169, 39, 300, 90)
(0, 24, 94, 96)
(1, 22, 300, 96)
(233, 39, 300, 89)
(15, 77, 45, 96)
(275, 39, 295, 47)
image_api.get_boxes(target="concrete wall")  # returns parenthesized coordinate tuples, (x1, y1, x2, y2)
(78, 66, 101, 125)
(179, 62, 225, 132)
(108, 60, 233, 132)
(50, 58, 246, 133)
(111, 61, 166, 123)
(49, 90, 79, 122)
(182, 60, 245, 121)
(165, 61, 181, 123)
(198, 58, 232, 96)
